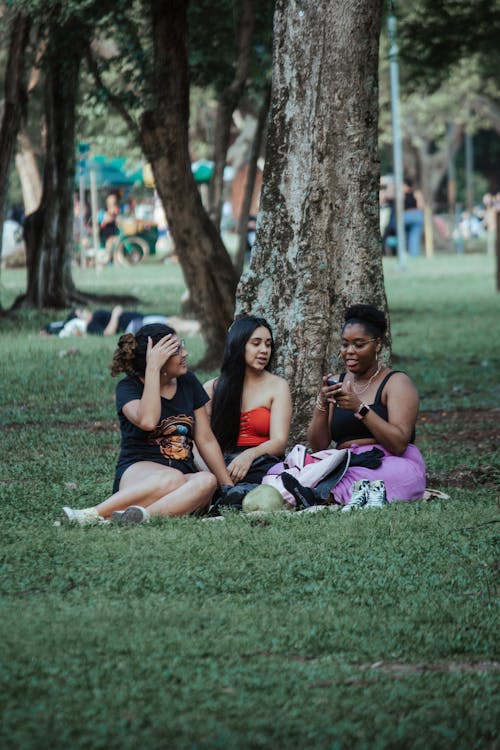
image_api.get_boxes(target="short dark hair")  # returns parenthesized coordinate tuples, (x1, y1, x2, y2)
(343, 304, 387, 340)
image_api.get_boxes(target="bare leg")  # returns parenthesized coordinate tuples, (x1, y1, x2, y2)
(94, 462, 215, 518)
(148, 471, 216, 516)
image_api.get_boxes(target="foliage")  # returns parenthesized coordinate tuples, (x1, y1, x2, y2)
(395, 0, 500, 92)
(379, 10, 500, 198)
(75, 0, 275, 158)
(189, 0, 274, 101)
(0, 254, 498, 747)
(380, 57, 496, 151)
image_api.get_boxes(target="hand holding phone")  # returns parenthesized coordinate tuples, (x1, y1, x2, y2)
(326, 376, 338, 386)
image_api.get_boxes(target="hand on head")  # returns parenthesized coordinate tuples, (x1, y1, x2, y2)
(146, 334, 181, 371)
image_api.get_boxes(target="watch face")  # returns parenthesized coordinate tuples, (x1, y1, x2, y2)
(359, 404, 369, 416)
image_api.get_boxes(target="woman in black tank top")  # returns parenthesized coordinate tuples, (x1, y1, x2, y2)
(304, 304, 426, 507)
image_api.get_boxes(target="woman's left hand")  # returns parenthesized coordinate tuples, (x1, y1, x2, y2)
(227, 450, 255, 482)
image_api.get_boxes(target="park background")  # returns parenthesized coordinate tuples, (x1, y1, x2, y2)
(1, 1, 500, 748)
(1, 255, 499, 748)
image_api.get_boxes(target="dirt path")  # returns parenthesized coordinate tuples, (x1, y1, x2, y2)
(418, 408, 499, 488)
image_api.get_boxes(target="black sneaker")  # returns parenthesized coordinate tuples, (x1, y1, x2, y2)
(281, 473, 321, 509)
(111, 505, 150, 525)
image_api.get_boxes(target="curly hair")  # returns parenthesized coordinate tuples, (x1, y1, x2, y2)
(343, 304, 387, 340)
(110, 323, 176, 377)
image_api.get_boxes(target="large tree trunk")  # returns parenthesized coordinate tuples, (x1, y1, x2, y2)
(18, 22, 86, 309)
(208, 0, 255, 230)
(237, 0, 386, 443)
(0, 12, 31, 282)
(141, 0, 239, 369)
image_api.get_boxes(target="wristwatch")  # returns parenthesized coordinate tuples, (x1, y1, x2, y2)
(354, 403, 370, 420)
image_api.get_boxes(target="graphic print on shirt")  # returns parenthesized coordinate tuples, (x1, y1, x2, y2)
(148, 414, 194, 461)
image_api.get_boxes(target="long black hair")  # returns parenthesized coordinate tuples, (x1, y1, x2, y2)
(210, 315, 274, 452)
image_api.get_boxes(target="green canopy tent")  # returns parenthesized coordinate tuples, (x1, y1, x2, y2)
(126, 160, 215, 187)
(75, 156, 136, 189)
(191, 160, 214, 184)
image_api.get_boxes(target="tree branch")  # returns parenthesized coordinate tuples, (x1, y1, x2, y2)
(85, 50, 140, 140)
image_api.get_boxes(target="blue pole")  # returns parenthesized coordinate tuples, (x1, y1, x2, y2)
(388, 7, 407, 269)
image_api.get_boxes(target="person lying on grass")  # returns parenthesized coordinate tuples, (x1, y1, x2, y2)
(62, 323, 233, 525)
(282, 304, 426, 511)
(41, 305, 199, 338)
(202, 315, 292, 510)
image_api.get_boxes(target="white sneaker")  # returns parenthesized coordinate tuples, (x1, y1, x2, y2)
(201, 516, 226, 522)
(364, 480, 388, 509)
(341, 480, 370, 512)
(62, 506, 105, 525)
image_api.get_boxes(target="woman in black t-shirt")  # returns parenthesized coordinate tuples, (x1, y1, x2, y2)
(62, 323, 233, 525)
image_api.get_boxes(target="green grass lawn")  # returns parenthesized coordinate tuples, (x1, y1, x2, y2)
(1, 253, 499, 749)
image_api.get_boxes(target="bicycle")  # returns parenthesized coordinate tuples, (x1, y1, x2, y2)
(106, 228, 150, 265)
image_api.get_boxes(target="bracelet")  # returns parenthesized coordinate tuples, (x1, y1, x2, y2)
(315, 396, 328, 413)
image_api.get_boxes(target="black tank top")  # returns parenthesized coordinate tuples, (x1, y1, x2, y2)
(404, 191, 418, 209)
(330, 371, 416, 444)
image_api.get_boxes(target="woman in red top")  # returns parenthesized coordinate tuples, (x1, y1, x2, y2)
(204, 316, 291, 506)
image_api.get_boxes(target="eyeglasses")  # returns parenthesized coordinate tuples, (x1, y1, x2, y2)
(174, 339, 185, 355)
(340, 338, 377, 351)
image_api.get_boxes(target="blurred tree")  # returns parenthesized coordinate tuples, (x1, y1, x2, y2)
(234, 81, 271, 275)
(196, 0, 255, 229)
(188, 0, 274, 230)
(14, 3, 94, 308)
(86, 0, 274, 365)
(140, 0, 239, 366)
(237, 0, 386, 442)
(2, 1, 138, 310)
(0, 9, 31, 290)
(378, 3, 500, 243)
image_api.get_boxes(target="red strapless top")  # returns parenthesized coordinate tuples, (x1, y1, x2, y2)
(236, 407, 271, 447)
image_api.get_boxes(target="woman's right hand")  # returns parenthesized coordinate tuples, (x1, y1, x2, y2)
(321, 374, 343, 405)
(146, 334, 179, 371)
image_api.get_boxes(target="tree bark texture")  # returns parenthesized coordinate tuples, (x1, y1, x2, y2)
(237, 0, 386, 443)
(21, 22, 85, 308)
(141, 0, 239, 368)
(208, 0, 255, 229)
(0, 12, 31, 269)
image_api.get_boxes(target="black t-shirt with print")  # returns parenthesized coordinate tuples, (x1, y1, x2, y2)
(114, 371, 209, 477)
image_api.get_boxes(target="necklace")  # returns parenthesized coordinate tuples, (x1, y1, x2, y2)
(352, 365, 382, 395)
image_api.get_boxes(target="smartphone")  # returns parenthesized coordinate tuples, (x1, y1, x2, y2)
(326, 376, 339, 386)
